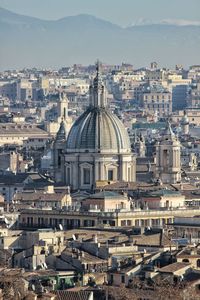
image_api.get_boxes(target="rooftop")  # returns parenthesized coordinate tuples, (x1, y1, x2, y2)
(88, 191, 127, 200)
(0, 123, 50, 136)
(158, 262, 190, 273)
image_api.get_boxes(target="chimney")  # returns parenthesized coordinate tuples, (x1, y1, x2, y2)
(93, 234, 98, 243)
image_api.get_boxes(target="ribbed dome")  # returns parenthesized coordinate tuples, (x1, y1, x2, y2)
(66, 107, 131, 153)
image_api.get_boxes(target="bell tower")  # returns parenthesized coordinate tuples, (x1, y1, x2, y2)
(57, 92, 68, 122)
(156, 121, 181, 183)
(53, 120, 66, 183)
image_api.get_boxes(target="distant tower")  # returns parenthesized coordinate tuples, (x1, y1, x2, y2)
(156, 121, 181, 183)
(57, 92, 68, 121)
(53, 120, 66, 182)
(138, 133, 146, 157)
(150, 62, 158, 70)
(181, 110, 189, 135)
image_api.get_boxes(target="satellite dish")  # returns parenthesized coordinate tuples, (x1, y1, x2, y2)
(144, 249, 147, 253)
(72, 234, 76, 241)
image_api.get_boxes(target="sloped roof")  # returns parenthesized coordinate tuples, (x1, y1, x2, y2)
(14, 191, 66, 202)
(158, 262, 190, 273)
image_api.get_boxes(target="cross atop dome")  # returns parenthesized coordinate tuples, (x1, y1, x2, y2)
(96, 59, 101, 73)
(90, 60, 107, 108)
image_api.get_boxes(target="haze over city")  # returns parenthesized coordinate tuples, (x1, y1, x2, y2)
(0, 0, 200, 26)
(0, 0, 200, 69)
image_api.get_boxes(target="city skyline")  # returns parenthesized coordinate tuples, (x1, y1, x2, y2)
(1, 2, 200, 296)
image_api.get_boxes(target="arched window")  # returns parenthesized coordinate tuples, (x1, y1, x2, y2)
(182, 259, 189, 263)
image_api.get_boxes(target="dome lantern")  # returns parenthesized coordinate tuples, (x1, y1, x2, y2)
(90, 61, 107, 109)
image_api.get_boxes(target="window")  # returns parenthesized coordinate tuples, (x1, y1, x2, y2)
(67, 168, 70, 184)
(108, 170, 113, 181)
(121, 275, 125, 283)
(128, 168, 131, 181)
(110, 274, 114, 284)
(83, 168, 90, 185)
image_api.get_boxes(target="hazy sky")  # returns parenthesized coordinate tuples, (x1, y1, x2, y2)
(0, 0, 199, 26)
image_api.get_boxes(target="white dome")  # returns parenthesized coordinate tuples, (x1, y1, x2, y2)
(66, 106, 131, 153)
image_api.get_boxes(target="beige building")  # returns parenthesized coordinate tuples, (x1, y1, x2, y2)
(0, 123, 51, 147)
(19, 206, 200, 230)
(81, 191, 131, 212)
(140, 190, 185, 209)
(177, 246, 200, 270)
(142, 89, 172, 117)
(169, 216, 200, 243)
(172, 108, 200, 126)
(0, 228, 66, 251)
(13, 185, 72, 210)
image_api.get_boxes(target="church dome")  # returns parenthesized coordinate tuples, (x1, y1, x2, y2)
(66, 62, 131, 154)
(66, 106, 131, 153)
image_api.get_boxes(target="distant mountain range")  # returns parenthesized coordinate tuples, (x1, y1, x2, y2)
(0, 7, 200, 70)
